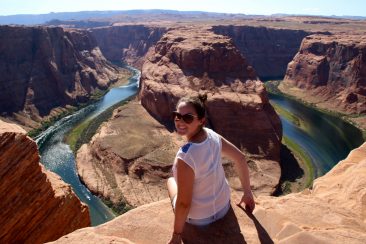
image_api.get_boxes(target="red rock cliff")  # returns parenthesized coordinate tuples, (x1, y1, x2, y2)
(0, 121, 90, 243)
(139, 27, 282, 161)
(212, 25, 311, 79)
(283, 34, 366, 115)
(0, 25, 119, 122)
(90, 25, 167, 68)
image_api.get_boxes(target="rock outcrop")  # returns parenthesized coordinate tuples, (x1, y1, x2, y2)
(139, 27, 282, 162)
(90, 25, 167, 68)
(0, 25, 120, 128)
(0, 121, 90, 244)
(76, 100, 182, 208)
(53, 142, 366, 243)
(212, 25, 311, 79)
(281, 34, 366, 115)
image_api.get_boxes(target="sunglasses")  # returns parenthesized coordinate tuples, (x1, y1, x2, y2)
(171, 111, 198, 124)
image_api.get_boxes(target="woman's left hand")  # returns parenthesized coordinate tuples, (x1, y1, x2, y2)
(237, 191, 255, 213)
(167, 233, 182, 244)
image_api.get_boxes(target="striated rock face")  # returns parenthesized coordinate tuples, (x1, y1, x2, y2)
(90, 25, 167, 68)
(53, 142, 366, 244)
(0, 25, 119, 125)
(0, 122, 90, 244)
(282, 34, 366, 115)
(212, 25, 311, 79)
(139, 27, 282, 161)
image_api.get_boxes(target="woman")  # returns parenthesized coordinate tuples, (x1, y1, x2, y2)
(167, 95, 255, 244)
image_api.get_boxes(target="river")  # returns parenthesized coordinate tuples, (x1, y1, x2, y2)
(35, 66, 140, 226)
(269, 92, 364, 177)
(34, 73, 364, 226)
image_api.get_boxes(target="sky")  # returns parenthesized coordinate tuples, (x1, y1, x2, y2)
(0, 0, 365, 17)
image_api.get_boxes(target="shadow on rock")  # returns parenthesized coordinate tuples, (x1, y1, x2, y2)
(182, 206, 246, 244)
(237, 205, 274, 244)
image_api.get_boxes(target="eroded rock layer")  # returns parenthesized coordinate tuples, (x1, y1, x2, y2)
(0, 25, 119, 125)
(53, 142, 366, 244)
(0, 122, 90, 244)
(282, 34, 366, 115)
(212, 25, 311, 79)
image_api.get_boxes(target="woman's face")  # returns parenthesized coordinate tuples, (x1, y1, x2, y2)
(174, 102, 205, 137)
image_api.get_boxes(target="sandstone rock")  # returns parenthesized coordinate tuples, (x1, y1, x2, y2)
(91, 25, 167, 68)
(282, 34, 366, 115)
(0, 129, 90, 243)
(53, 142, 366, 244)
(0, 25, 120, 128)
(0, 118, 26, 134)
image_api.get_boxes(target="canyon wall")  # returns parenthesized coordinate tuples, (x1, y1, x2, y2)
(54, 142, 366, 244)
(90, 25, 167, 68)
(0, 25, 119, 127)
(212, 25, 311, 79)
(0, 120, 90, 244)
(281, 34, 366, 115)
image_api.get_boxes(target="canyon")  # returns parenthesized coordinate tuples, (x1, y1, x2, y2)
(77, 27, 283, 210)
(0, 120, 90, 243)
(0, 12, 365, 244)
(0, 25, 122, 130)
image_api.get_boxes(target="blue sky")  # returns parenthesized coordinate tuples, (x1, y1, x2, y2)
(0, 0, 365, 16)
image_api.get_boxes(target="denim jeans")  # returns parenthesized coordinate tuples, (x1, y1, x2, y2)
(186, 201, 230, 226)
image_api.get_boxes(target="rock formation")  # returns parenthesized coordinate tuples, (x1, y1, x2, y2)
(0, 25, 120, 128)
(0, 121, 90, 244)
(90, 25, 167, 68)
(76, 100, 182, 208)
(281, 34, 366, 116)
(212, 25, 311, 79)
(53, 142, 366, 244)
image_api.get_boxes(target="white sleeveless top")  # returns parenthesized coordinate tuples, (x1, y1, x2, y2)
(173, 128, 230, 219)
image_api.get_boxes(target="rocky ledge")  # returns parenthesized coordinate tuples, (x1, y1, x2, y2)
(281, 34, 366, 118)
(54, 142, 366, 243)
(0, 120, 90, 244)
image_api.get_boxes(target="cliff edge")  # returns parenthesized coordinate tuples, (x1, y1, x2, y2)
(53, 142, 366, 243)
(0, 120, 90, 243)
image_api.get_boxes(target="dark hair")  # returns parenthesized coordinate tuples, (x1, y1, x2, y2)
(177, 94, 207, 119)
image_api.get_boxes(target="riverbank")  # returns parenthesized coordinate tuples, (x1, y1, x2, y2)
(27, 67, 132, 139)
(266, 79, 365, 194)
(266, 80, 366, 140)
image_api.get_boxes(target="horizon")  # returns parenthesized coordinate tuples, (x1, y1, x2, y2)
(1, 0, 366, 17)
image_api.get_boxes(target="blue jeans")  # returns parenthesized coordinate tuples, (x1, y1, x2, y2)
(186, 201, 230, 226)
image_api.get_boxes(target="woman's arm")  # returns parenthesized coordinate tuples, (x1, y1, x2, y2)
(221, 136, 255, 213)
(169, 158, 194, 244)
